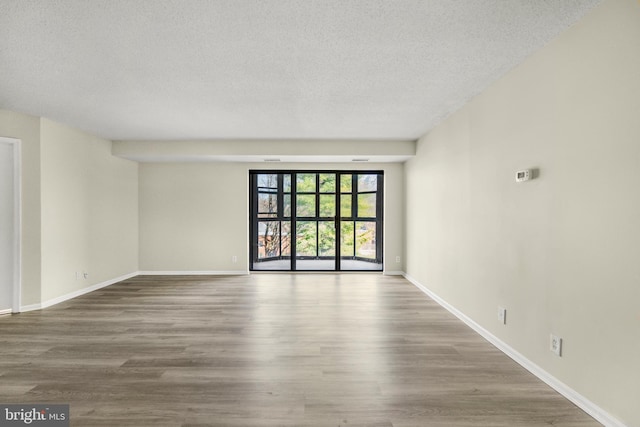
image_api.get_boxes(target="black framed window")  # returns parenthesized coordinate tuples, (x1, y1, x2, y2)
(250, 170, 383, 272)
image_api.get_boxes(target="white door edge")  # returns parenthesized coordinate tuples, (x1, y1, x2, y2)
(0, 137, 22, 313)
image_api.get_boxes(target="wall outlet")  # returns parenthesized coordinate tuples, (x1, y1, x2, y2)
(550, 334, 562, 357)
(232, 255, 238, 263)
(75, 271, 80, 280)
(498, 307, 507, 325)
(395, 256, 401, 263)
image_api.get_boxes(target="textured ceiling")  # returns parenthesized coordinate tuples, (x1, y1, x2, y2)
(0, 0, 602, 141)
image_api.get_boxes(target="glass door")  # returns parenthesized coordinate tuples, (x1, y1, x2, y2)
(250, 170, 383, 271)
(294, 173, 336, 271)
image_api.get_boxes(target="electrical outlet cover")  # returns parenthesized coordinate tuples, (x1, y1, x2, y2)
(550, 334, 562, 356)
(498, 307, 506, 324)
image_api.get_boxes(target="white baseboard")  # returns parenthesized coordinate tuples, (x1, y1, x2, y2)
(383, 270, 404, 276)
(403, 273, 626, 427)
(0, 308, 12, 315)
(20, 272, 139, 313)
(19, 302, 42, 312)
(137, 270, 249, 276)
(18, 270, 250, 313)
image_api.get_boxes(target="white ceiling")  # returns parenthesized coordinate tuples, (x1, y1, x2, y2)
(0, 0, 602, 142)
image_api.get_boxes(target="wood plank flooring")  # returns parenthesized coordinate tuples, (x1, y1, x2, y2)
(0, 274, 601, 426)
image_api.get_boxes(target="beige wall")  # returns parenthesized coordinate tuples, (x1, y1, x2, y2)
(40, 119, 138, 301)
(405, 0, 640, 425)
(139, 162, 248, 272)
(139, 162, 404, 273)
(0, 109, 42, 306)
(113, 139, 415, 162)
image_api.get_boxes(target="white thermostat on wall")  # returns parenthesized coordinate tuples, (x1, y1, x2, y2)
(515, 169, 533, 182)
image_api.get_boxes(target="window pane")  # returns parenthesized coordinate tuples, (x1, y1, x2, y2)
(319, 174, 336, 193)
(257, 221, 280, 259)
(357, 193, 376, 218)
(340, 195, 352, 218)
(296, 173, 316, 192)
(283, 174, 291, 192)
(356, 221, 376, 259)
(258, 174, 278, 189)
(296, 221, 317, 257)
(340, 174, 352, 193)
(284, 194, 291, 217)
(258, 193, 277, 217)
(281, 221, 291, 256)
(296, 194, 315, 217)
(318, 222, 335, 256)
(357, 174, 377, 192)
(340, 221, 354, 257)
(319, 194, 335, 217)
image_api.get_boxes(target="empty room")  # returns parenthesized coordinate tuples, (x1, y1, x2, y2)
(0, 0, 638, 426)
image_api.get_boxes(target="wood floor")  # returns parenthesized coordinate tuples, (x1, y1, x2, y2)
(0, 274, 600, 427)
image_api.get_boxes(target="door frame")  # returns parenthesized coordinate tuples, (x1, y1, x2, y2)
(0, 137, 22, 313)
(249, 169, 384, 272)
